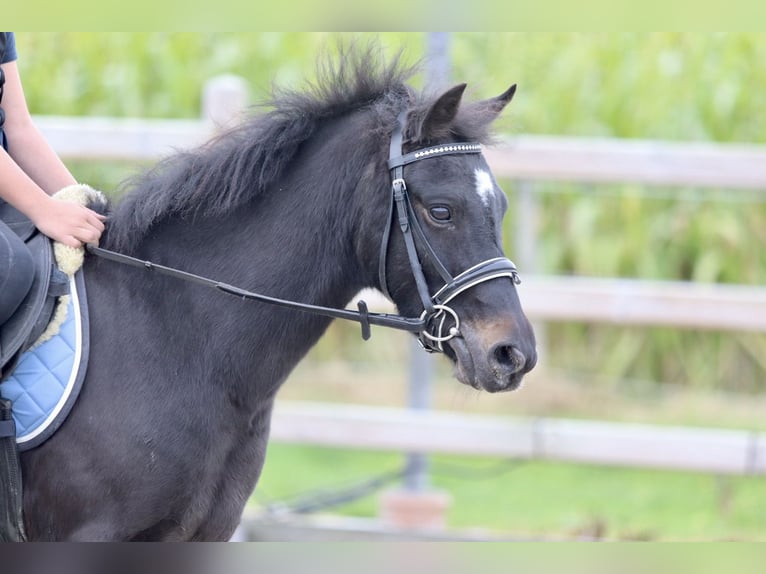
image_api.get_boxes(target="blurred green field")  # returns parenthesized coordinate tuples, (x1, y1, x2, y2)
(12, 34, 766, 539)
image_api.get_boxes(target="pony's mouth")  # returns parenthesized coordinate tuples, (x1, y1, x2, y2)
(444, 333, 527, 393)
(443, 336, 479, 390)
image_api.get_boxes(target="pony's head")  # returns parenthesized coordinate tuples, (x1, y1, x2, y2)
(380, 82, 537, 392)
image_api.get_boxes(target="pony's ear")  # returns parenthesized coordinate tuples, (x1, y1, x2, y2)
(474, 84, 516, 123)
(455, 84, 516, 140)
(419, 83, 467, 140)
(466, 84, 517, 124)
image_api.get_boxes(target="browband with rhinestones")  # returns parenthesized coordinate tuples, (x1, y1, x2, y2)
(388, 143, 482, 170)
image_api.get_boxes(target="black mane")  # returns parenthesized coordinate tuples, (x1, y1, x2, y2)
(105, 46, 497, 252)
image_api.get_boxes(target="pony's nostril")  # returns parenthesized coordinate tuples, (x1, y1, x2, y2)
(491, 344, 525, 374)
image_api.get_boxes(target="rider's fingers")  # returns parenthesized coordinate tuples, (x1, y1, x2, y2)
(59, 235, 83, 249)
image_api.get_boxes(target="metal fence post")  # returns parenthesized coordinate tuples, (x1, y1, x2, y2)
(403, 32, 452, 494)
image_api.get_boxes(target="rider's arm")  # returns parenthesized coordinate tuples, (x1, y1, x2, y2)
(2, 61, 76, 193)
(0, 60, 105, 248)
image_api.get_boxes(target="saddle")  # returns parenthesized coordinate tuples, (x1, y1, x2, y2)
(0, 202, 69, 380)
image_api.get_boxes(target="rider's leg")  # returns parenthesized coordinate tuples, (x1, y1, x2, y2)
(0, 219, 34, 325)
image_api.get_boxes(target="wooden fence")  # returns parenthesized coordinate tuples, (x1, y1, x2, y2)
(269, 401, 766, 475)
(35, 76, 766, 476)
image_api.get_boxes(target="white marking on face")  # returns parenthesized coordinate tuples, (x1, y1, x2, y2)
(475, 169, 495, 207)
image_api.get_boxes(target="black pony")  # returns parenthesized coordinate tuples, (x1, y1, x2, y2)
(21, 48, 536, 541)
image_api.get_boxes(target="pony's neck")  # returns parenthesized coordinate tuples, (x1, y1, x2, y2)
(136, 115, 381, 399)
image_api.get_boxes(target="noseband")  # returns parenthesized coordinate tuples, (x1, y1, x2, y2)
(379, 111, 521, 352)
(86, 110, 522, 354)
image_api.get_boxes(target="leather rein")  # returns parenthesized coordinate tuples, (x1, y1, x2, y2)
(86, 110, 521, 352)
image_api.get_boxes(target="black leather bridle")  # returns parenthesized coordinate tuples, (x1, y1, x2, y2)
(86, 109, 522, 353)
(379, 110, 521, 352)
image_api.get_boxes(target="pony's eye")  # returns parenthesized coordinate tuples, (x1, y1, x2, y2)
(429, 206, 452, 222)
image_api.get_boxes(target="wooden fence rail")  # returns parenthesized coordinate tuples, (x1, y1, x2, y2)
(38, 115, 209, 161)
(271, 401, 766, 476)
(483, 136, 766, 189)
(518, 276, 766, 332)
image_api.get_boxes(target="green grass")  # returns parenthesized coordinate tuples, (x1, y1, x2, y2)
(253, 443, 766, 541)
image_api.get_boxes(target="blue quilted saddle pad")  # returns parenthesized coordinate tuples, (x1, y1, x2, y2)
(0, 271, 89, 451)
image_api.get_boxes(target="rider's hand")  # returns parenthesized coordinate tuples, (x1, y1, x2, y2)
(28, 195, 107, 248)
